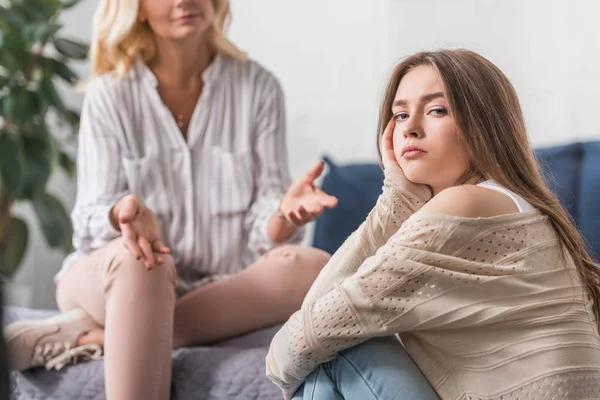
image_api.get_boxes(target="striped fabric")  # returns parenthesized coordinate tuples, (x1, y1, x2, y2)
(57, 54, 304, 294)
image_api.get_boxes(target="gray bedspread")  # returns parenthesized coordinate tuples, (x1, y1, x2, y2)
(3, 306, 283, 399)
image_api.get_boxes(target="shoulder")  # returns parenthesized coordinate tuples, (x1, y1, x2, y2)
(220, 55, 283, 95)
(82, 77, 126, 111)
(421, 184, 520, 218)
(82, 66, 143, 108)
(82, 75, 113, 102)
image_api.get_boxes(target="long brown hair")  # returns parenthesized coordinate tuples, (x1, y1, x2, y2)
(376, 49, 600, 330)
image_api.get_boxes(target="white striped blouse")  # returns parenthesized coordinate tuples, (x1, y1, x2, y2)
(57, 54, 304, 295)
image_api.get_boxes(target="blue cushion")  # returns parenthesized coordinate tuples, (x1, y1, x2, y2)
(534, 142, 583, 224)
(577, 142, 600, 260)
(313, 156, 384, 254)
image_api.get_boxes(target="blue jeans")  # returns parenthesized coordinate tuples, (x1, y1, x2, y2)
(292, 336, 439, 400)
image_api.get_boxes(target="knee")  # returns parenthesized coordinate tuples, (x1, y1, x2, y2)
(106, 238, 176, 286)
(263, 245, 331, 295)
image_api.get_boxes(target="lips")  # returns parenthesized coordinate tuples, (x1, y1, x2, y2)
(401, 145, 427, 157)
(174, 12, 200, 21)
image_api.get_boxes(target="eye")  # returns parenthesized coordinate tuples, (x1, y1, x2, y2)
(430, 108, 448, 116)
(394, 112, 409, 121)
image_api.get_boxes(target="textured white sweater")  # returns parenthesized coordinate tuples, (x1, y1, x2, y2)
(266, 167, 600, 400)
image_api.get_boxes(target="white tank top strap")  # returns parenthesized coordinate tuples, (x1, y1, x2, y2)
(476, 181, 535, 213)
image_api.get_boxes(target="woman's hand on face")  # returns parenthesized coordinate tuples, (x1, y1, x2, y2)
(279, 161, 338, 227)
(381, 119, 401, 169)
(381, 119, 433, 197)
(111, 194, 170, 269)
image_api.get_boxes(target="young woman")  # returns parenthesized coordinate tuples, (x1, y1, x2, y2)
(266, 49, 600, 400)
(4, 0, 336, 399)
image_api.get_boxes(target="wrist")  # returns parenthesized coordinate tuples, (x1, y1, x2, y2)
(276, 209, 296, 228)
(267, 209, 297, 244)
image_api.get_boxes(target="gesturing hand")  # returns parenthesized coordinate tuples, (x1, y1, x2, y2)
(110, 194, 170, 269)
(279, 161, 338, 226)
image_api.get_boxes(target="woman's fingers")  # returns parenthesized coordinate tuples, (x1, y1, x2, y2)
(302, 161, 325, 184)
(152, 241, 171, 255)
(115, 198, 167, 268)
(382, 119, 395, 145)
(297, 206, 313, 223)
(118, 197, 140, 224)
(381, 119, 400, 168)
(315, 190, 338, 208)
(152, 241, 170, 265)
(138, 236, 155, 269)
(287, 210, 303, 226)
(299, 193, 337, 216)
(121, 224, 142, 260)
(282, 196, 335, 227)
(310, 208, 324, 220)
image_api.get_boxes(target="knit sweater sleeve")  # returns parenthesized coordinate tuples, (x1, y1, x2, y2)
(266, 212, 459, 398)
(302, 166, 431, 305)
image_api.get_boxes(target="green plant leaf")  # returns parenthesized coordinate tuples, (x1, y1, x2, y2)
(0, 50, 21, 72)
(48, 58, 78, 85)
(32, 192, 72, 249)
(65, 108, 80, 128)
(58, 0, 81, 10)
(3, 85, 41, 125)
(30, 0, 61, 16)
(1, 87, 15, 118)
(0, 75, 8, 88)
(0, 130, 25, 196)
(53, 38, 88, 60)
(0, 216, 28, 278)
(58, 151, 76, 179)
(0, 50, 33, 75)
(0, 27, 24, 50)
(38, 77, 67, 116)
(48, 130, 60, 172)
(23, 22, 61, 44)
(52, 107, 80, 134)
(15, 135, 52, 200)
(0, 23, 32, 71)
(13, 1, 50, 23)
(0, 8, 28, 28)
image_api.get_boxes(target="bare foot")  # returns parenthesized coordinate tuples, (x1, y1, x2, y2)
(76, 328, 105, 348)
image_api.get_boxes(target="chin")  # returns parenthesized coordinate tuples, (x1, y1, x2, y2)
(172, 22, 210, 37)
(403, 172, 431, 186)
(399, 163, 428, 184)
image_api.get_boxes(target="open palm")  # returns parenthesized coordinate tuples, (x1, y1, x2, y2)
(112, 194, 170, 269)
(279, 162, 338, 226)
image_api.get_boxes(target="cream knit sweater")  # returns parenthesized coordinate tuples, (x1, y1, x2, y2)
(266, 167, 600, 400)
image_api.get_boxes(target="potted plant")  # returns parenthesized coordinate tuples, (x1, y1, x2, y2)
(0, 0, 88, 278)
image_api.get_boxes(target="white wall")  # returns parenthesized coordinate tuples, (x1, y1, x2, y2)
(228, 0, 600, 179)
(9, 0, 600, 309)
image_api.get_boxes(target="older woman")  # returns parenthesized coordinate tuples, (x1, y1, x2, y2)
(4, 1, 336, 399)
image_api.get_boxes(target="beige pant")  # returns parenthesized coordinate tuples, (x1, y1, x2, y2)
(56, 238, 330, 400)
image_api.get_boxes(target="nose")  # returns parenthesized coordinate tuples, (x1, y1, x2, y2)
(176, 0, 192, 8)
(401, 118, 424, 139)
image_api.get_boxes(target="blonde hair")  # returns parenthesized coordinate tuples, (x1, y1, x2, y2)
(89, 0, 246, 77)
(376, 49, 600, 331)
